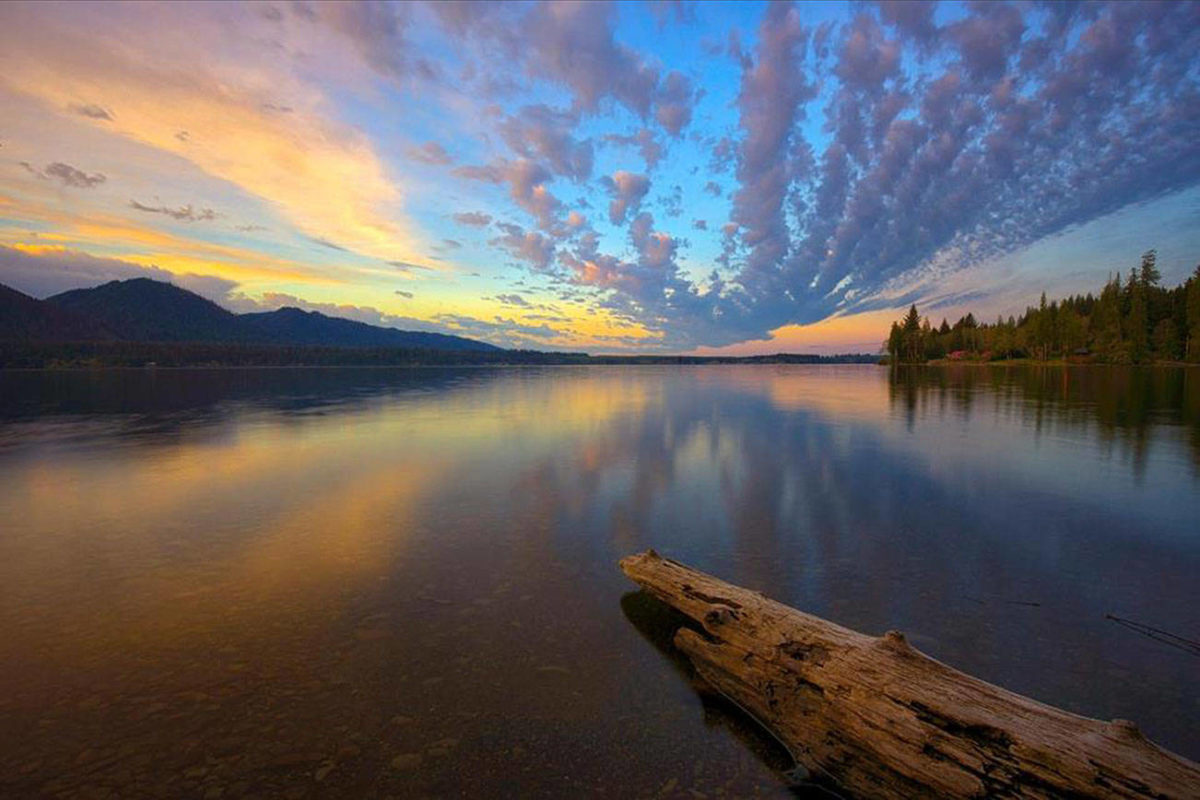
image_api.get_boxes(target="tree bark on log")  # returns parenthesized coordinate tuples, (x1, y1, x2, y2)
(620, 550, 1200, 799)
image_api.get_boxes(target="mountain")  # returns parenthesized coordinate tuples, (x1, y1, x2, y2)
(0, 283, 116, 341)
(46, 278, 243, 342)
(239, 306, 499, 351)
(0, 278, 499, 352)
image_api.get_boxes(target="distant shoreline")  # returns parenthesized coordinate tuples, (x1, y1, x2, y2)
(908, 358, 1198, 368)
(0, 340, 880, 370)
(0, 362, 890, 374)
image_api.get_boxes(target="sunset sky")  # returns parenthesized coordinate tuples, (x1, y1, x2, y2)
(1, 0, 1198, 354)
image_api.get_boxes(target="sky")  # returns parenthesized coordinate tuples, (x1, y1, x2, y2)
(0, 1, 1198, 354)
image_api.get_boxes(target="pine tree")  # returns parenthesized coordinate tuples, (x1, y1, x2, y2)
(1127, 279, 1149, 363)
(886, 322, 903, 362)
(1140, 249, 1161, 287)
(901, 304, 922, 363)
(1187, 265, 1200, 362)
(1090, 276, 1123, 361)
(1034, 292, 1051, 360)
(1152, 318, 1180, 361)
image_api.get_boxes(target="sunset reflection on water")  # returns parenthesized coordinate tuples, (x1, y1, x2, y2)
(0, 365, 1197, 797)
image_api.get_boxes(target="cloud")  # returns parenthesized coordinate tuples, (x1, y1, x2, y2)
(602, 128, 664, 170)
(496, 104, 593, 181)
(129, 200, 218, 222)
(492, 292, 531, 307)
(311, 237, 349, 252)
(22, 161, 107, 188)
(432, 1, 696, 135)
(658, 184, 683, 218)
(67, 102, 112, 120)
(945, 1, 1026, 81)
(488, 222, 555, 270)
(703, 181, 722, 197)
(455, 159, 562, 230)
(557, 0, 1200, 348)
(601, 171, 651, 225)
(654, 70, 694, 136)
(407, 141, 453, 165)
(0, 3, 431, 265)
(316, 1, 441, 84)
(432, 312, 567, 348)
(394, 290, 413, 299)
(387, 259, 435, 273)
(452, 211, 493, 227)
(728, 3, 813, 285)
(0, 244, 237, 301)
(876, 1, 939, 51)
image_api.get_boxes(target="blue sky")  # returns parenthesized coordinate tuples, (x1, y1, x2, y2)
(0, 1, 1197, 353)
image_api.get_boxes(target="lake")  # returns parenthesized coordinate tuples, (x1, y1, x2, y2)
(0, 365, 1197, 798)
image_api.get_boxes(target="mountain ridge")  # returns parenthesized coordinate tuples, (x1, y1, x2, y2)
(1, 278, 500, 352)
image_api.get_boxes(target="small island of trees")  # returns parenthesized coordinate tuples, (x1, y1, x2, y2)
(885, 251, 1200, 364)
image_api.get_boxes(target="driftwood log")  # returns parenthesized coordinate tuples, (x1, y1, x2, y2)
(620, 550, 1200, 799)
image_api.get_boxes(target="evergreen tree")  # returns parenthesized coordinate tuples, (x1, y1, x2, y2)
(1127, 279, 1149, 363)
(1091, 276, 1123, 361)
(1187, 265, 1200, 362)
(1034, 292, 1051, 360)
(1152, 318, 1180, 361)
(886, 322, 903, 362)
(921, 318, 941, 360)
(1140, 250, 1161, 287)
(901, 304, 922, 363)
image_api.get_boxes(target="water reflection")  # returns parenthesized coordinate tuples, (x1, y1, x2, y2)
(0, 365, 1196, 798)
(887, 364, 1200, 478)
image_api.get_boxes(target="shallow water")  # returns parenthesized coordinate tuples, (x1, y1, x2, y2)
(0, 365, 1197, 798)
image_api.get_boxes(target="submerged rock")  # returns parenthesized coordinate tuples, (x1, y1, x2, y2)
(389, 753, 422, 771)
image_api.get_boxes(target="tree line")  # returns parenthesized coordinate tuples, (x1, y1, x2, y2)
(886, 251, 1200, 364)
(0, 341, 879, 369)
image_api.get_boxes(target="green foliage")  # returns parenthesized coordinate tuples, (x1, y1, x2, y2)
(883, 252, 1197, 364)
(1187, 265, 1200, 362)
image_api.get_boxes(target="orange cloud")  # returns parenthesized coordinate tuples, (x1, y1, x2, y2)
(0, 4, 435, 269)
(0, 198, 338, 286)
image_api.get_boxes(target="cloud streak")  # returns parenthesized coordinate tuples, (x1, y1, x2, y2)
(130, 200, 218, 222)
(22, 161, 107, 188)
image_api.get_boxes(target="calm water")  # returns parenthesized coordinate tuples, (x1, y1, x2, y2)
(0, 365, 1197, 798)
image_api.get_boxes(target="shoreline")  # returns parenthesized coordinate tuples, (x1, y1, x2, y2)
(914, 358, 1199, 367)
(0, 360, 885, 373)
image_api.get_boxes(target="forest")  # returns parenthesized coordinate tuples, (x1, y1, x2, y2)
(885, 251, 1200, 364)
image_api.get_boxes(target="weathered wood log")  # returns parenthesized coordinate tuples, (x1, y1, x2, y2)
(620, 550, 1200, 799)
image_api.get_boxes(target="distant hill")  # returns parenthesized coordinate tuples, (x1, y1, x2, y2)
(47, 278, 242, 342)
(0, 278, 499, 352)
(0, 283, 116, 341)
(239, 306, 499, 351)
